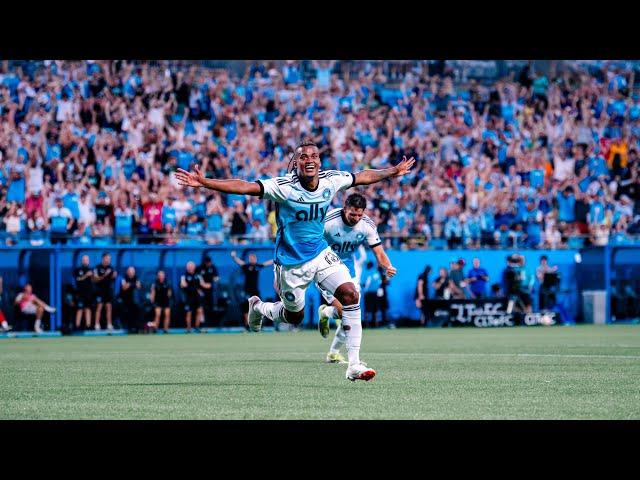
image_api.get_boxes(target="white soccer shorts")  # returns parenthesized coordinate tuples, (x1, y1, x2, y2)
(273, 246, 352, 312)
(317, 275, 360, 305)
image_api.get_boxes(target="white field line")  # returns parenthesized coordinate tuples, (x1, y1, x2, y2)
(11, 351, 639, 360)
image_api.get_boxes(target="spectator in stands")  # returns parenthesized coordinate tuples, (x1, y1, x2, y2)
(3, 202, 22, 245)
(148, 270, 172, 333)
(180, 261, 208, 333)
(0, 59, 639, 249)
(14, 283, 56, 333)
(230, 250, 273, 329)
(118, 266, 142, 332)
(47, 197, 73, 245)
(74, 255, 94, 330)
(415, 265, 431, 326)
(230, 200, 249, 243)
(466, 258, 489, 299)
(93, 252, 117, 331)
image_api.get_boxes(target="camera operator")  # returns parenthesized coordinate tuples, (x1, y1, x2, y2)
(503, 254, 533, 314)
(536, 255, 559, 310)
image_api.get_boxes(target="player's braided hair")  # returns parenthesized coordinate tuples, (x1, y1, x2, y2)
(287, 139, 318, 173)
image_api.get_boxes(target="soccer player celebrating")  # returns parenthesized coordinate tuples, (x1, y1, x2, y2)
(175, 140, 414, 381)
(317, 193, 397, 364)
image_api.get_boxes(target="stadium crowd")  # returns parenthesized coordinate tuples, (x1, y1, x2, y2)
(1, 60, 640, 250)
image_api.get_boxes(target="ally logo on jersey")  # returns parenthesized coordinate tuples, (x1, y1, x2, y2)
(257, 171, 355, 266)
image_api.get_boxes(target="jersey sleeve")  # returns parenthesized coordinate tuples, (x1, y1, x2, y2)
(325, 170, 356, 192)
(255, 177, 291, 202)
(363, 216, 382, 248)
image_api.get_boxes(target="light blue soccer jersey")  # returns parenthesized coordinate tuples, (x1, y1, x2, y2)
(257, 170, 355, 266)
(323, 208, 382, 277)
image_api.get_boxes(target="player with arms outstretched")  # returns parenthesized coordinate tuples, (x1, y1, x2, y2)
(317, 193, 397, 364)
(175, 140, 413, 381)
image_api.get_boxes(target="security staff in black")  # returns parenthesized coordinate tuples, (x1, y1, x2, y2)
(150, 270, 173, 333)
(230, 250, 274, 330)
(119, 266, 142, 332)
(74, 254, 94, 330)
(93, 252, 117, 330)
(180, 261, 210, 332)
(197, 255, 219, 322)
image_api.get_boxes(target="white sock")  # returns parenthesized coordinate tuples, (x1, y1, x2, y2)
(329, 324, 347, 354)
(34, 319, 42, 331)
(1, 320, 8, 329)
(324, 306, 338, 320)
(255, 300, 287, 323)
(341, 303, 362, 366)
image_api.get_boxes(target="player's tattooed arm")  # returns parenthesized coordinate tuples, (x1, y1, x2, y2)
(174, 165, 261, 196)
(353, 156, 415, 186)
(371, 245, 397, 278)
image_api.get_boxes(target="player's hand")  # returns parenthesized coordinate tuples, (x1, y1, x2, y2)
(385, 265, 397, 278)
(230, 250, 237, 257)
(175, 164, 205, 188)
(393, 156, 415, 177)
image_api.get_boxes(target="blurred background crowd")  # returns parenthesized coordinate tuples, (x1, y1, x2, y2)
(1, 59, 639, 250)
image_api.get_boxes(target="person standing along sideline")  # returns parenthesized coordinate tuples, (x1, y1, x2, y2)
(93, 252, 117, 331)
(148, 270, 173, 333)
(415, 266, 431, 326)
(466, 258, 489, 299)
(119, 266, 142, 332)
(536, 255, 558, 310)
(180, 261, 210, 333)
(432, 267, 450, 299)
(230, 250, 274, 330)
(197, 255, 219, 326)
(74, 255, 94, 330)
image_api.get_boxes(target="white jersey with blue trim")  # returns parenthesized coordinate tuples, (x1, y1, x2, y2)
(324, 208, 382, 277)
(256, 170, 355, 266)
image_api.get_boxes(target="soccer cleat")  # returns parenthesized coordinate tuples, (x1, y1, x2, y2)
(317, 305, 330, 338)
(94, 323, 101, 331)
(345, 362, 376, 382)
(43, 305, 56, 313)
(325, 352, 347, 364)
(247, 296, 263, 332)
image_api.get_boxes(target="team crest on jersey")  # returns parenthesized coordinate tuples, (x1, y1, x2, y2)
(284, 291, 296, 302)
(356, 233, 365, 242)
(322, 188, 331, 200)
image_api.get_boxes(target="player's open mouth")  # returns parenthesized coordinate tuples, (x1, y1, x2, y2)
(304, 164, 317, 173)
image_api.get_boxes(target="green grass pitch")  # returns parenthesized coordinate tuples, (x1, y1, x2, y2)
(1, 325, 639, 419)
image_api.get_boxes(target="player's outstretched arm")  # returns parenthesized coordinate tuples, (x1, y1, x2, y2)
(353, 156, 415, 186)
(371, 245, 397, 278)
(174, 165, 261, 196)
